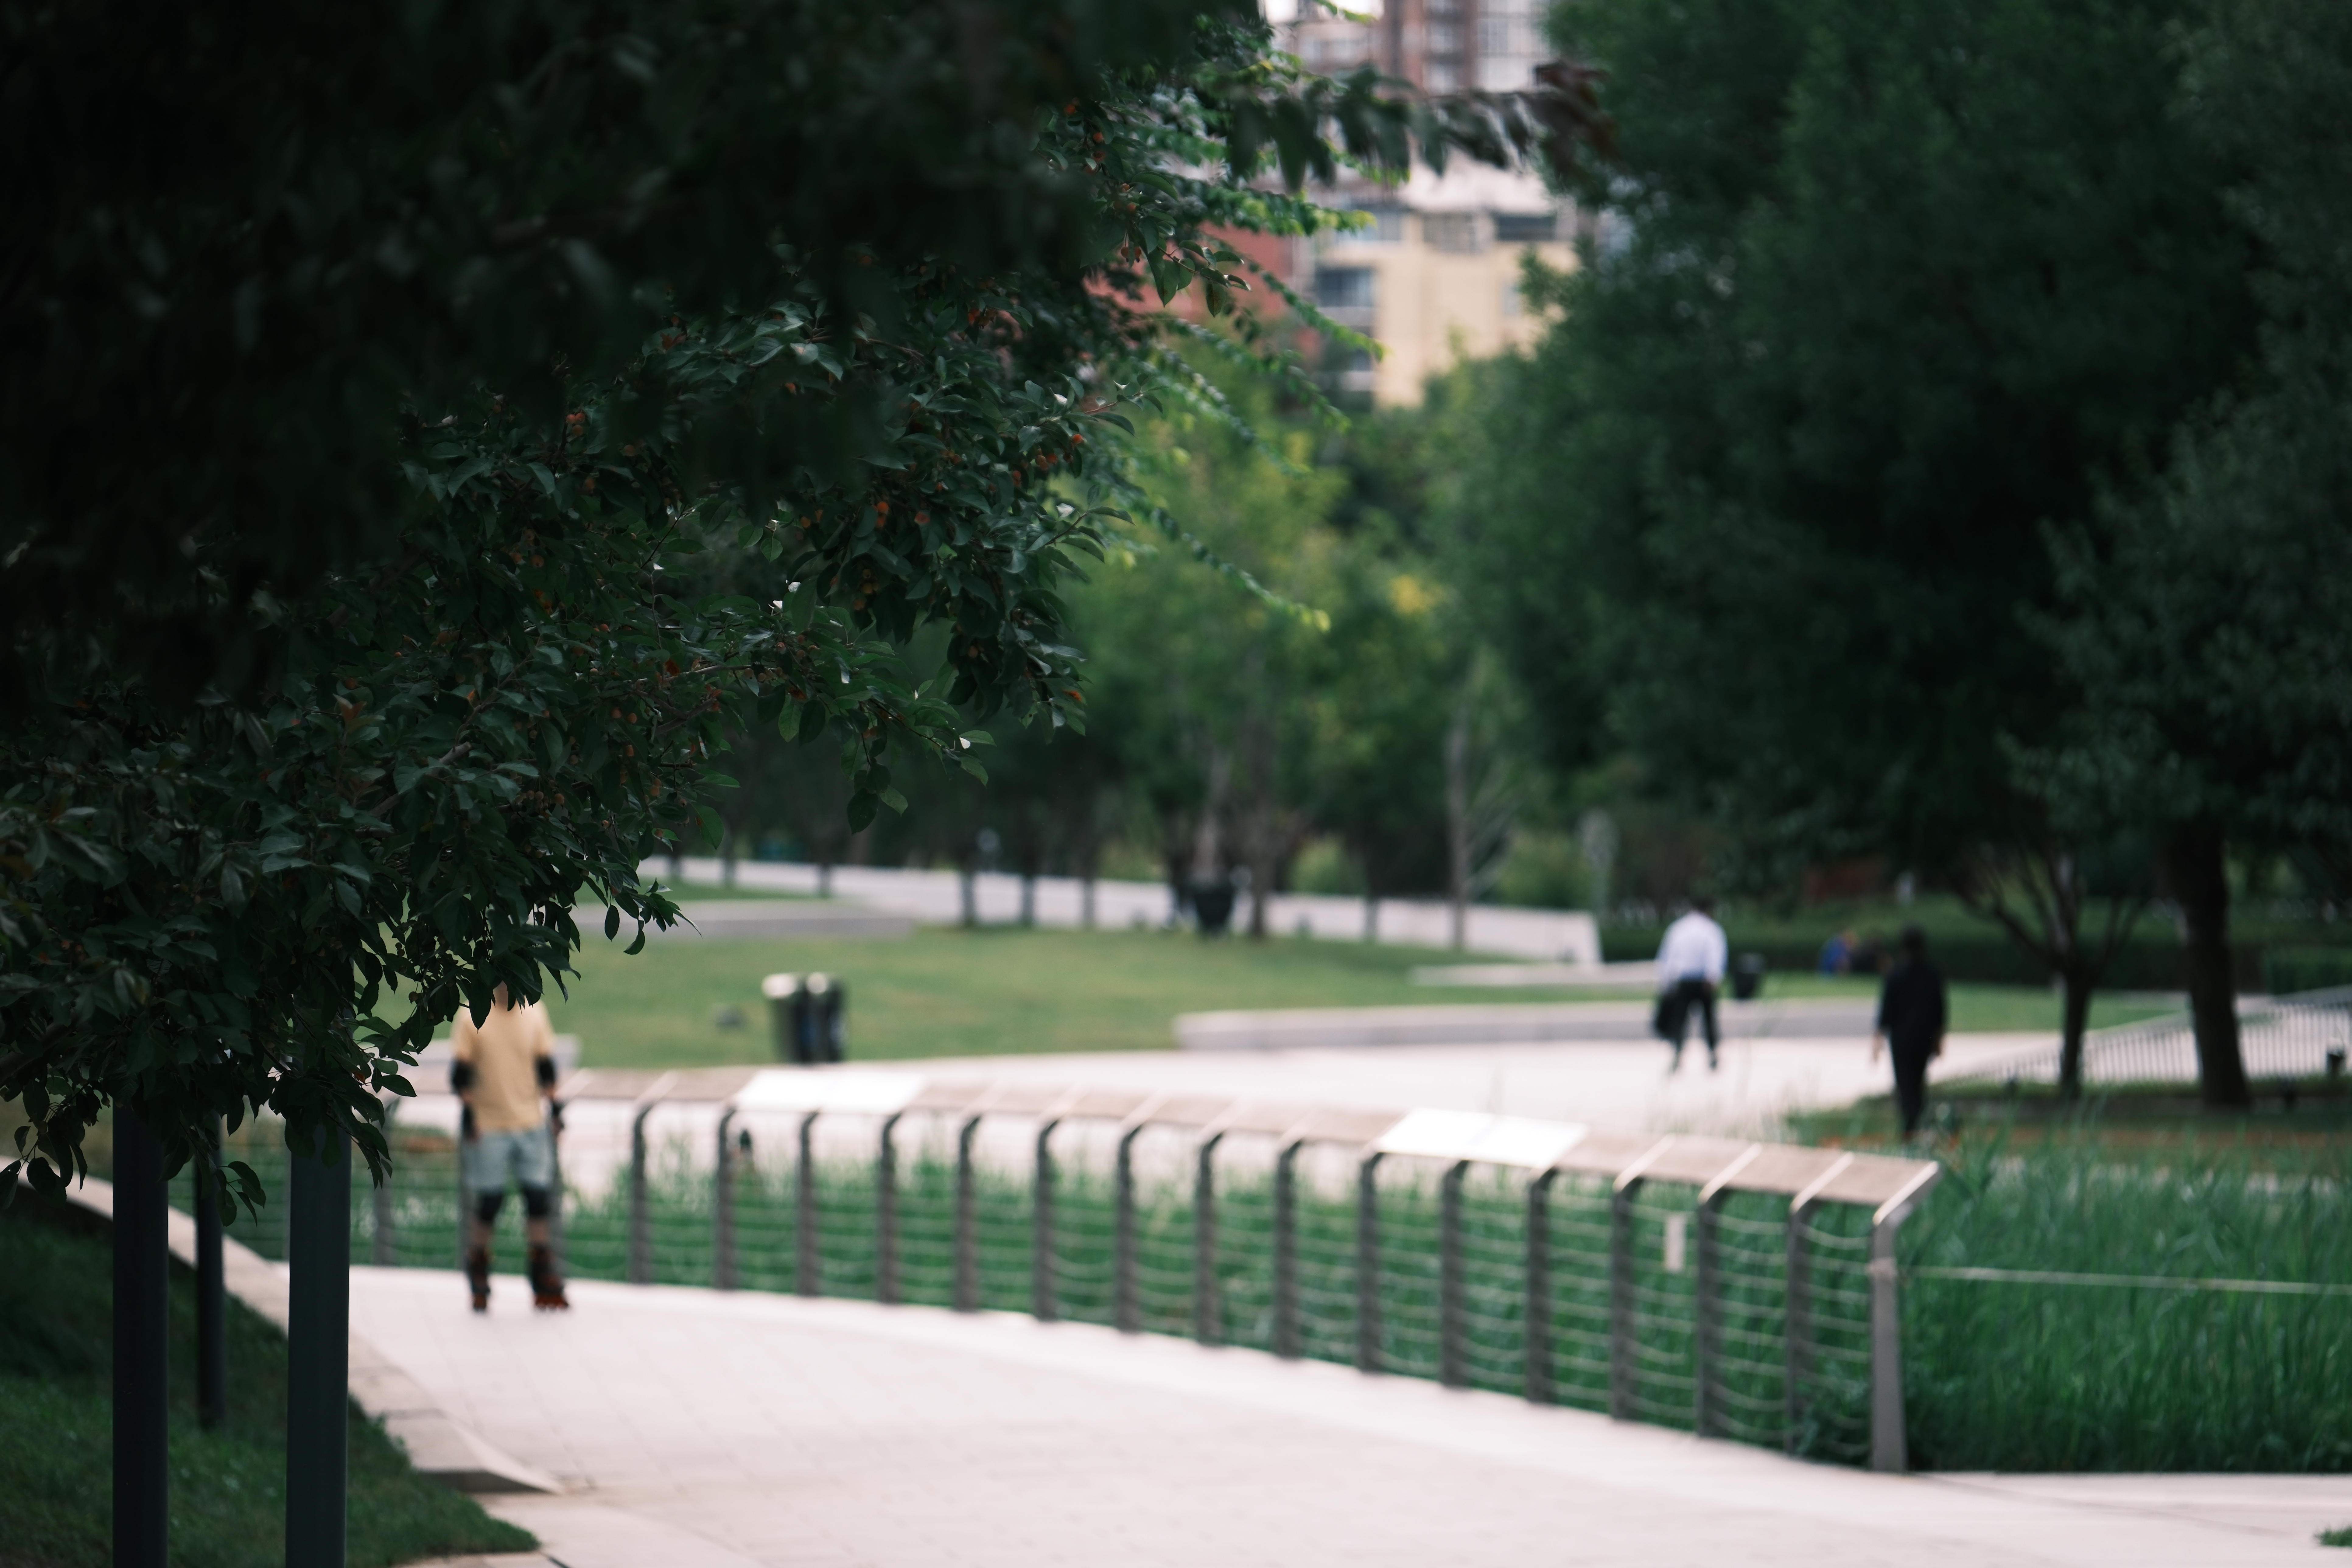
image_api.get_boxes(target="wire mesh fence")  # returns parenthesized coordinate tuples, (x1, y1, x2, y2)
(1947, 985, 2352, 1088)
(236, 1105, 1910, 1468)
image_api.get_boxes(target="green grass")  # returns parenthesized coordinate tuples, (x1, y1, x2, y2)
(0, 1196, 534, 1568)
(540, 925, 1568, 1066)
(1758, 973, 2174, 1033)
(525, 924, 2171, 1068)
(1898, 1131, 2352, 1471)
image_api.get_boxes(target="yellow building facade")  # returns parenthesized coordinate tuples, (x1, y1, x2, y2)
(1308, 167, 1580, 406)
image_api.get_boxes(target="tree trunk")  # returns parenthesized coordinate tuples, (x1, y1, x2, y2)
(817, 859, 834, 898)
(959, 860, 978, 928)
(1445, 692, 1471, 952)
(1019, 872, 1036, 928)
(2057, 964, 2093, 1099)
(2167, 822, 2252, 1108)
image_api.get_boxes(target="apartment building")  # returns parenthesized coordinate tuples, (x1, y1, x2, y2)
(1265, 0, 1578, 405)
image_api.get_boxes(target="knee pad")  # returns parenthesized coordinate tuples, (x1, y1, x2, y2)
(474, 1190, 507, 1225)
(520, 1185, 554, 1221)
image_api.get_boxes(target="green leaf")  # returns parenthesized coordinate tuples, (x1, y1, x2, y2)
(845, 789, 879, 832)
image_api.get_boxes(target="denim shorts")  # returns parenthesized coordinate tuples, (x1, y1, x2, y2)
(462, 1123, 556, 1194)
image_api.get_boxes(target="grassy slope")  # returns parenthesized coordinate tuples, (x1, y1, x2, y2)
(0, 1198, 532, 1568)
(526, 922, 2174, 1069)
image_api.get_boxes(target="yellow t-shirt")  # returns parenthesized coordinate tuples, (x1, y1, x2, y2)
(452, 999, 555, 1133)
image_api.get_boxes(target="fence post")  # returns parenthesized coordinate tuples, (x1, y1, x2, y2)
(1439, 1160, 1469, 1388)
(1032, 1117, 1062, 1322)
(794, 1111, 820, 1297)
(1692, 1189, 1721, 1435)
(954, 1112, 982, 1312)
(1608, 1141, 1671, 1423)
(370, 1098, 397, 1267)
(1608, 1174, 1642, 1421)
(1115, 1122, 1144, 1333)
(627, 1098, 659, 1286)
(1868, 1166, 1939, 1473)
(1272, 1137, 1306, 1359)
(196, 1126, 229, 1432)
(1523, 1169, 1557, 1405)
(1193, 1130, 1226, 1346)
(1784, 1196, 1816, 1455)
(1693, 1146, 1761, 1439)
(877, 1111, 904, 1305)
(712, 1105, 740, 1291)
(1782, 1154, 1850, 1455)
(1355, 1150, 1385, 1373)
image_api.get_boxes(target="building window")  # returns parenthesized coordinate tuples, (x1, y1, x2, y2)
(1315, 266, 1377, 309)
(1347, 208, 1406, 243)
(1493, 211, 1560, 244)
(1422, 212, 1482, 253)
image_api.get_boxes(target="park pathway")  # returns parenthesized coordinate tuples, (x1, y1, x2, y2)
(353, 1267, 2344, 1567)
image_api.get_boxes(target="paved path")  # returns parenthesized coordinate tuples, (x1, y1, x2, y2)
(644, 855, 1605, 964)
(350, 1267, 2344, 1567)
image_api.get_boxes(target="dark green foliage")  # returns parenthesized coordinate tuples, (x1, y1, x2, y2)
(1, 5, 1613, 1202)
(0, 1195, 533, 1568)
(1461, 0, 2253, 877)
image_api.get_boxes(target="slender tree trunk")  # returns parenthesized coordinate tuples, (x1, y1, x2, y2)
(2057, 964, 2093, 1099)
(817, 859, 834, 898)
(1446, 704, 1470, 953)
(2167, 822, 2252, 1108)
(1019, 871, 1037, 927)
(959, 858, 978, 928)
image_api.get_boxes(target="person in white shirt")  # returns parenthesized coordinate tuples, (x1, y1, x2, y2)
(1654, 898, 1729, 1072)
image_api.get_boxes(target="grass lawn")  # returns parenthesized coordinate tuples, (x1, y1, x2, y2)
(527, 923, 2177, 1069)
(0, 1196, 533, 1568)
(1757, 973, 2175, 1034)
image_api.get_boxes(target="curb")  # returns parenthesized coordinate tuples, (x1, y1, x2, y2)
(67, 1175, 561, 1496)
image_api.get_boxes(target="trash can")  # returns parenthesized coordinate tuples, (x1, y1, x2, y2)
(805, 973, 846, 1063)
(1191, 877, 1237, 937)
(761, 973, 803, 1063)
(1731, 952, 1768, 1002)
(763, 972, 847, 1063)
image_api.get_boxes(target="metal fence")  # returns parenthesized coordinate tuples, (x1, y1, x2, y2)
(181, 1070, 1940, 1470)
(1947, 985, 2352, 1089)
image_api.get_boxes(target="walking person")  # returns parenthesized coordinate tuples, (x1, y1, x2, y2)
(1653, 896, 1728, 1072)
(452, 984, 569, 1311)
(1871, 925, 1948, 1137)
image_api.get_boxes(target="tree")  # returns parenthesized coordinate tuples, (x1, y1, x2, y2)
(3, 2, 1614, 1197)
(1454, 0, 2255, 1087)
(2033, 0, 2352, 1106)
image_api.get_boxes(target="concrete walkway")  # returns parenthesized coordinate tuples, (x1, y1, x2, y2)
(350, 1267, 2345, 1567)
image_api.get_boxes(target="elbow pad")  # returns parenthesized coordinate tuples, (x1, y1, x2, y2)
(535, 1056, 557, 1090)
(450, 1061, 476, 1093)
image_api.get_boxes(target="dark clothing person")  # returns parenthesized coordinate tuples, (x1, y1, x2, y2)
(1874, 956, 1948, 1135)
(1662, 976, 1720, 1066)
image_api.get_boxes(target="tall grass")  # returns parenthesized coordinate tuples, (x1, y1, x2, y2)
(1901, 1132, 2352, 1471)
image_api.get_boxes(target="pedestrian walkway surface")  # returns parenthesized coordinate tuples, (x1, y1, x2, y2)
(349, 1267, 2344, 1567)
